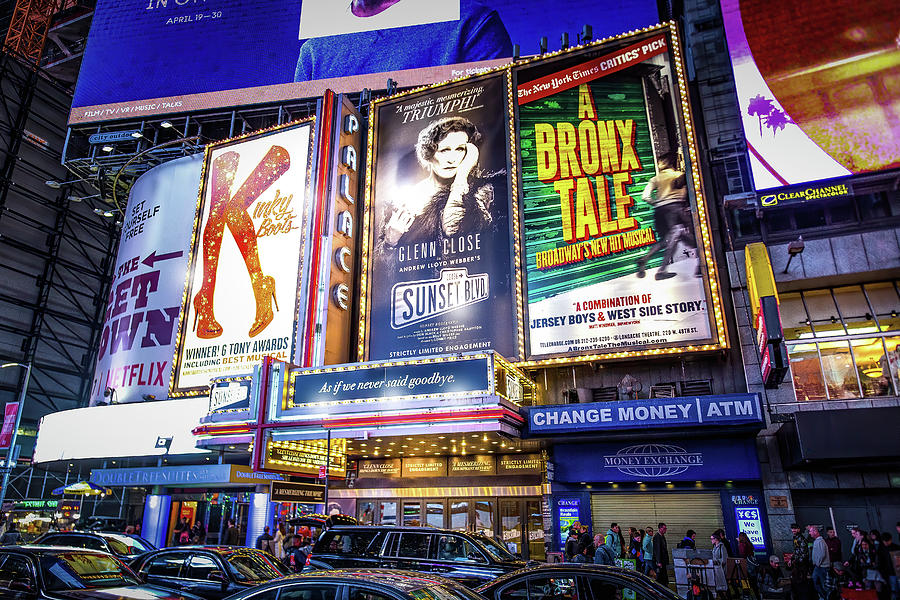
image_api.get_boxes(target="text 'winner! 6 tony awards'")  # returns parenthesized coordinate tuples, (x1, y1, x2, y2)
(364, 72, 518, 361)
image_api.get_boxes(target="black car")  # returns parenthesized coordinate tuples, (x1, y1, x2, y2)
(131, 546, 288, 600)
(476, 563, 681, 600)
(0, 546, 203, 599)
(218, 568, 485, 600)
(306, 526, 527, 588)
(34, 531, 157, 564)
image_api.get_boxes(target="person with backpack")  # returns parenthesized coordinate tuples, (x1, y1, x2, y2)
(0, 522, 22, 545)
(605, 523, 623, 558)
(256, 526, 276, 554)
(287, 535, 310, 572)
(564, 524, 580, 562)
(593, 534, 617, 566)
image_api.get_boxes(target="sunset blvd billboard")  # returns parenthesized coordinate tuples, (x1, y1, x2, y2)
(360, 71, 519, 361)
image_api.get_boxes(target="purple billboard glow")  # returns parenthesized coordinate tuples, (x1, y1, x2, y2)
(721, 0, 900, 190)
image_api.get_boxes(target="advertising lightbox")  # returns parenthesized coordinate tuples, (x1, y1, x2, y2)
(721, 0, 900, 190)
(89, 154, 203, 405)
(170, 120, 314, 396)
(514, 24, 726, 365)
(360, 71, 519, 361)
(70, 1, 659, 124)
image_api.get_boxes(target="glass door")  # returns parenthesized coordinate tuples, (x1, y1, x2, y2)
(402, 501, 421, 526)
(473, 500, 494, 537)
(450, 501, 469, 531)
(526, 499, 546, 561)
(425, 500, 444, 528)
(379, 501, 397, 525)
(500, 499, 523, 557)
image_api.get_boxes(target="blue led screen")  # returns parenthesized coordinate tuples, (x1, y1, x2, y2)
(71, 0, 659, 122)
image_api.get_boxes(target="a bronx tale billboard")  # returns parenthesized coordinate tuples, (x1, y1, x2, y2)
(512, 23, 727, 365)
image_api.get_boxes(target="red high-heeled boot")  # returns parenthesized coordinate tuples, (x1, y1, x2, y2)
(223, 145, 290, 337)
(192, 151, 239, 339)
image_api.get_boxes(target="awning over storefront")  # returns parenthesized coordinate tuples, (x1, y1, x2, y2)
(777, 406, 900, 468)
(89, 464, 287, 488)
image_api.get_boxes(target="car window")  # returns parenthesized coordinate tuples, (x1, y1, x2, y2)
(103, 534, 154, 556)
(396, 533, 431, 559)
(49, 535, 90, 550)
(185, 554, 221, 580)
(527, 576, 578, 600)
(316, 531, 381, 556)
(435, 535, 486, 563)
(243, 588, 281, 600)
(281, 584, 340, 600)
(81, 537, 108, 552)
(224, 550, 286, 582)
(411, 586, 487, 600)
(0, 555, 35, 592)
(142, 552, 188, 577)
(498, 579, 529, 600)
(348, 587, 398, 600)
(586, 576, 650, 600)
(40, 551, 140, 591)
(473, 534, 518, 562)
(37, 535, 64, 546)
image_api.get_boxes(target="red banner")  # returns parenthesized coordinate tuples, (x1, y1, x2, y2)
(0, 402, 19, 450)
(517, 35, 668, 104)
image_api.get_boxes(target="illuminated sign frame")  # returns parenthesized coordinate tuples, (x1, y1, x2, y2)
(170, 117, 316, 397)
(357, 67, 522, 363)
(510, 22, 728, 367)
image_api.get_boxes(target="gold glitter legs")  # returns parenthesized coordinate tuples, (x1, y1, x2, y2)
(192, 151, 238, 339)
(224, 145, 290, 338)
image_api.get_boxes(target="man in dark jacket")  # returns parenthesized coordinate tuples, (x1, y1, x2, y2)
(564, 525, 580, 562)
(677, 530, 697, 549)
(255, 526, 275, 554)
(578, 523, 595, 560)
(222, 519, 241, 546)
(653, 523, 669, 585)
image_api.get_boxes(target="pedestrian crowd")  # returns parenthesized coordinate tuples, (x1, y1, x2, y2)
(217, 518, 315, 573)
(780, 523, 899, 600)
(563, 520, 900, 600)
(564, 521, 676, 585)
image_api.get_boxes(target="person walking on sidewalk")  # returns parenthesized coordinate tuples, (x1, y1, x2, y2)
(643, 527, 656, 576)
(606, 523, 623, 559)
(654, 523, 670, 586)
(809, 526, 830, 600)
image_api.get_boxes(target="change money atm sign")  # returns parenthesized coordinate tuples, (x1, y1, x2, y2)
(513, 24, 726, 365)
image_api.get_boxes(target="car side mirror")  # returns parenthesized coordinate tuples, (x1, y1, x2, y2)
(207, 570, 227, 587)
(9, 579, 33, 592)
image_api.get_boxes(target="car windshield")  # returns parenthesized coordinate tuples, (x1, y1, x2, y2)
(472, 534, 517, 562)
(103, 534, 154, 556)
(224, 550, 287, 582)
(40, 552, 140, 591)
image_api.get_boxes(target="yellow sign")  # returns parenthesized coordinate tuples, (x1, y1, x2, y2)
(744, 243, 778, 323)
(263, 438, 346, 477)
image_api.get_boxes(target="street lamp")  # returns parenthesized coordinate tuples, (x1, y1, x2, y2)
(0, 362, 31, 509)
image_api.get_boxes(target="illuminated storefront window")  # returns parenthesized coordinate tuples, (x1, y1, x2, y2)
(781, 282, 900, 401)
